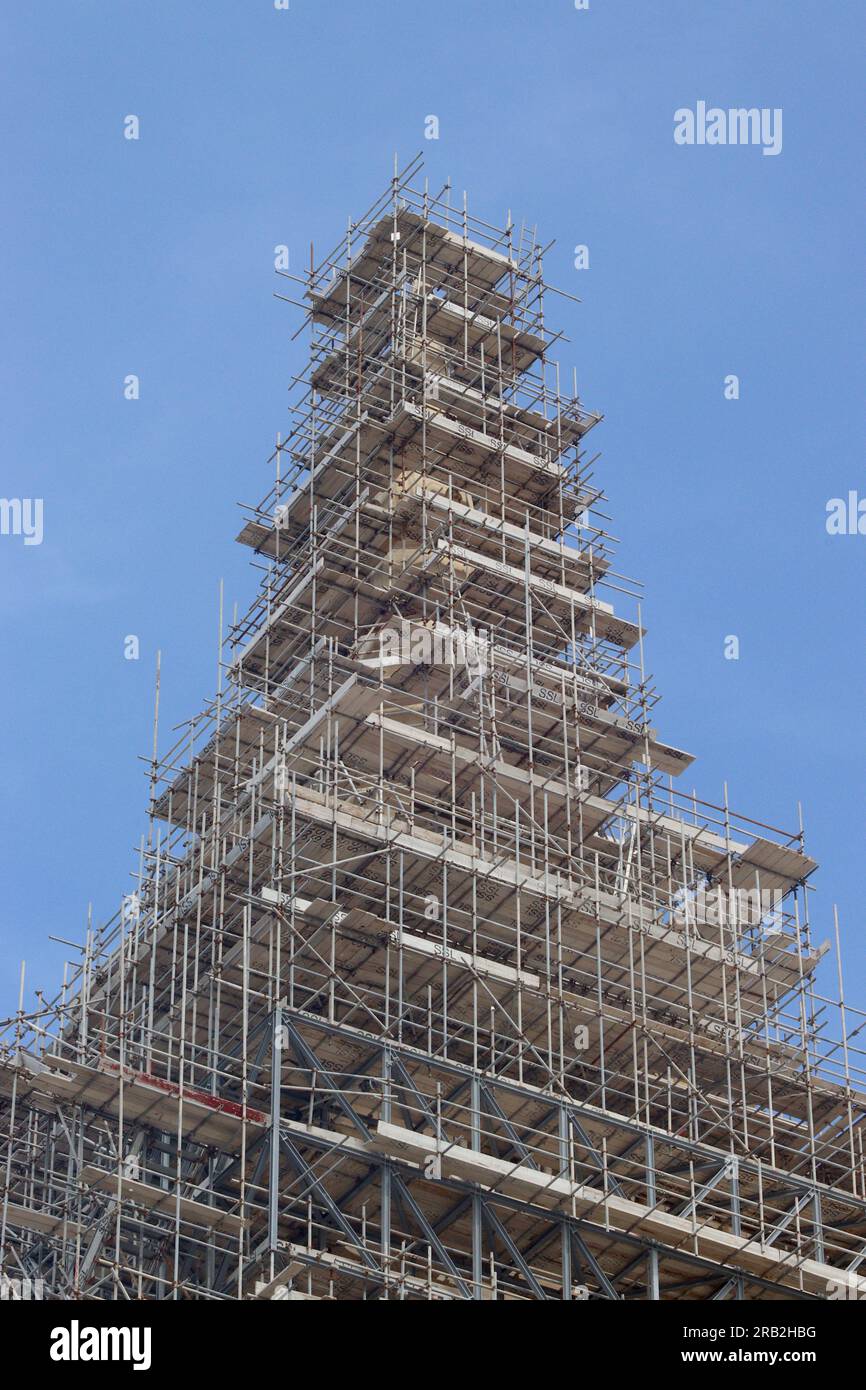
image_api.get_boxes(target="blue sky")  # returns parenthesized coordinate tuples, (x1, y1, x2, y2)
(0, 0, 863, 1023)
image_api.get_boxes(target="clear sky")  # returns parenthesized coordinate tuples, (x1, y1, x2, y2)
(0, 0, 863, 1023)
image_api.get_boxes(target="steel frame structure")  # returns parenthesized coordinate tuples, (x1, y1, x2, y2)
(2, 157, 865, 1301)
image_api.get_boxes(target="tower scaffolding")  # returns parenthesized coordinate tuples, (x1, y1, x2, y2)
(2, 157, 866, 1301)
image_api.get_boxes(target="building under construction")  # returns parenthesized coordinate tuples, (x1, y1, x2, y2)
(2, 158, 865, 1302)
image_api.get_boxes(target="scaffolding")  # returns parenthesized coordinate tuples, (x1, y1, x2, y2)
(2, 156, 865, 1301)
